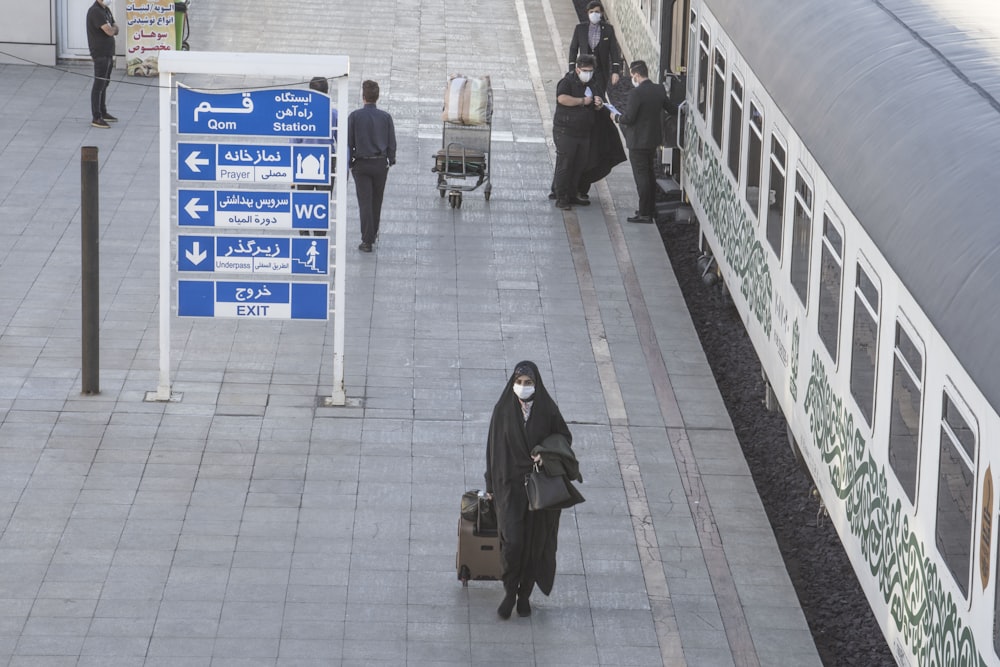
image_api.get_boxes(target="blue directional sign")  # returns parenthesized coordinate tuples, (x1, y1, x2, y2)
(178, 280, 328, 320)
(177, 87, 331, 138)
(177, 143, 330, 184)
(178, 235, 329, 275)
(178, 189, 329, 232)
(177, 142, 216, 180)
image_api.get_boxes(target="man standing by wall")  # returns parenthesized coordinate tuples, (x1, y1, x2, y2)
(613, 60, 675, 223)
(348, 80, 396, 253)
(86, 0, 118, 129)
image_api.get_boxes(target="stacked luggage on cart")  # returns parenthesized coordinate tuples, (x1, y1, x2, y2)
(433, 75, 493, 208)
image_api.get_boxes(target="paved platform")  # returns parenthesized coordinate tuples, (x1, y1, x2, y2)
(0, 0, 822, 665)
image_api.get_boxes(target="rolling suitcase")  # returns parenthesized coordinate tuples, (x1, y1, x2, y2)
(456, 490, 502, 586)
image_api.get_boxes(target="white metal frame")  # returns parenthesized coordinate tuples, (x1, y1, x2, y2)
(153, 51, 350, 405)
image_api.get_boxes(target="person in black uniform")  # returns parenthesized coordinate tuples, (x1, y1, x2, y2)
(567, 0, 623, 99)
(553, 55, 603, 210)
(293, 76, 339, 237)
(613, 61, 676, 223)
(86, 0, 118, 129)
(485, 361, 573, 619)
(347, 80, 396, 252)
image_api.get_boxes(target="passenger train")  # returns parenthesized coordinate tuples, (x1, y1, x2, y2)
(662, 0, 1000, 664)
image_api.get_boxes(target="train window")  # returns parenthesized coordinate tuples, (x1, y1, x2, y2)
(850, 262, 879, 426)
(727, 75, 743, 180)
(936, 391, 978, 598)
(711, 48, 726, 148)
(765, 135, 787, 259)
(790, 172, 813, 305)
(817, 213, 843, 363)
(744, 103, 764, 218)
(944, 394, 976, 460)
(888, 320, 923, 505)
(687, 10, 698, 98)
(697, 26, 710, 119)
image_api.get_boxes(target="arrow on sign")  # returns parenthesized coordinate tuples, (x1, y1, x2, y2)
(185, 151, 210, 172)
(184, 197, 209, 219)
(185, 241, 208, 265)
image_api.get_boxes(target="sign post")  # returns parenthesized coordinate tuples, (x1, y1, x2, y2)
(154, 51, 350, 405)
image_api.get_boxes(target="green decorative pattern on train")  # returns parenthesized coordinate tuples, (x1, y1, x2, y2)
(790, 319, 799, 402)
(804, 351, 985, 667)
(682, 113, 772, 337)
(604, 1, 659, 82)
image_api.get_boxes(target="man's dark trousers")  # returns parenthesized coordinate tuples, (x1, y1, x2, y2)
(629, 148, 656, 217)
(553, 129, 589, 203)
(352, 158, 388, 245)
(91, 56, 113, 120)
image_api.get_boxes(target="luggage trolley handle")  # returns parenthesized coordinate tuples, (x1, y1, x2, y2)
(444, 141, 471, 177)
(476, 490, 498, 535)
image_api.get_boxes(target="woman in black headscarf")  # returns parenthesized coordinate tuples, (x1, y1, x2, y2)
(568, 0, 623, 99)
(485, 361, 572, 619)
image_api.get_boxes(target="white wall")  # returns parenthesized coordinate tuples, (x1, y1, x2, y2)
(0, 0, 57, 66)
(0, 0, 128, 66)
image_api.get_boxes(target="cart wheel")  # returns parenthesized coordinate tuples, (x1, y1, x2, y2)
(484, 185, 492, 201)
(459, 565, 470, 587)
(181, 41, 190, 51)
(455, 193, 462, 209)
(439, 188, 446, 198)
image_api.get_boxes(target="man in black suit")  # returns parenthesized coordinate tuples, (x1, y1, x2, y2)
(613, 61, 675, 223)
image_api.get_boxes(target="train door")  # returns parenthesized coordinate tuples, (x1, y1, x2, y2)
(658, 0, 690, 179)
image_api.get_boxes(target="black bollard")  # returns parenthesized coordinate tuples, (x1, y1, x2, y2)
(81, 146, 100, 395)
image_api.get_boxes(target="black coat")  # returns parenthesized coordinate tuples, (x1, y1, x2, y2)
(580, 108, 626, 188)
(568, 21, 623, 96)
(485, 361, 572, 595)
(617, 79, 673, 150)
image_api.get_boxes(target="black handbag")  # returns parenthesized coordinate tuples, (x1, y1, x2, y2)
(524, 464, 572, 511)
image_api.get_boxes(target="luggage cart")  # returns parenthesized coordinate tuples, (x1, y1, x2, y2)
(433, 78, 493, 209)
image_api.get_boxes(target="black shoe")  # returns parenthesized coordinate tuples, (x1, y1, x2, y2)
(555, 200, 572, 210)
(548, 192, 557, 200)
(497, 591, 517, 620)
(102, 113, 118, 123)
(571, 197, 590, 206)
(358, 242, 372, 252)
(627, 214, 654, 223)
(576, 193, 589, 201)
(516, 596, 531, 617)
(91, 118, 110, 129)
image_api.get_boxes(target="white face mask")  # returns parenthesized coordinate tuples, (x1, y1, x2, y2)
(578, 71, 594, 83)
(588, 12, 602, 24)
(513, 384, 535, 400)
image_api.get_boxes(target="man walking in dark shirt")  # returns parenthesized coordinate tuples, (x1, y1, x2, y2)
(347, 80, 396, 253)
(86, 0, 118, 129)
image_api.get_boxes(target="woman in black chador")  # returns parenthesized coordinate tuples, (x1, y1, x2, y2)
(485, 361, 572, 619)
